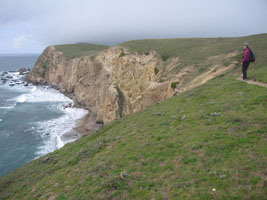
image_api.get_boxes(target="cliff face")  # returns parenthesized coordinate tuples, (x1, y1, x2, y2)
(28, 44, 238, 125)
(27, 46, 179, 124)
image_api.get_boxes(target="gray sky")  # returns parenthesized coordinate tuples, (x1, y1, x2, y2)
(0, 0, 266, 53)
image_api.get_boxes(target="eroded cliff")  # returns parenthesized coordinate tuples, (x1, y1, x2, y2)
(27, 46, 177, 124)
(27, 44, 238, 127)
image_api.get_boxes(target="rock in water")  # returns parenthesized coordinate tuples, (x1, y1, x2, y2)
(19, 67, 27, 75)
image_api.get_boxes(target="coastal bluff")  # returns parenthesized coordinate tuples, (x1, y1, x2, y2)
(27, 45, 179, 125)
(27, 39, 241, 127)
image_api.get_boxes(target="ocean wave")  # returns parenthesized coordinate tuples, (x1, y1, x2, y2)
(13, 86, 72, 103)
(1, 71, 88, 158)
(1, 70, 37, 92)
(35, 107, 88, 157)
(0, 106, 14, 110)
(0, 83, 31, 93)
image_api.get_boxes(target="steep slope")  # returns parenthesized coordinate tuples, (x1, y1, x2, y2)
(27, 45, 181, 124)
(1, 75, 266, 199)
(26, 34, 267, 126)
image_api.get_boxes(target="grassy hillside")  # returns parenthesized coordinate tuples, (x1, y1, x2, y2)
(0, 75, 266, 199)
(54, 43, 109, 60)
(121, 34, 267, 83)
(1, 34, 266, 199)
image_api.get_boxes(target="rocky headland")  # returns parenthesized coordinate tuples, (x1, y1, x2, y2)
(26, 43, 238, 134)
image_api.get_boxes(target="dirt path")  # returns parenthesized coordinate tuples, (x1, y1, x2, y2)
(170, 51, 240, 95)
(237, 77, 267, 88)
(175, 62, 237, 95)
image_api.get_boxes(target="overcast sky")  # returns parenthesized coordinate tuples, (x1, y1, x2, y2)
(0, 0, 266, 54)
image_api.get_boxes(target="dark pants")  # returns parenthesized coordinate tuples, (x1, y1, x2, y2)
(242, 61, 250, 80)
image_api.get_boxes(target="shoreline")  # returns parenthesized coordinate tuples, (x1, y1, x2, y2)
(59, 108, 104, 147)
(27, 79, 104, 139)
(49, 95, 103, 147)
(73, 110, 104, 136)
(1, 69, 99, 149)
(56, 92, 104, 142)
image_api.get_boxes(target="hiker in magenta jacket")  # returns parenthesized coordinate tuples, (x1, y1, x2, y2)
(241, 42, 251, 80)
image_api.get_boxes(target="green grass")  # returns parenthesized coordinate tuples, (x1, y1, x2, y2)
(54, 43, 109, 60)
(171, 81, 179, 90)
(154, 67, 159, 75)
(119, 48, 125, 57)
(1, 75, 266, 200)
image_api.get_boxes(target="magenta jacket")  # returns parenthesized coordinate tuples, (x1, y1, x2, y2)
(242, 48, 250, 63)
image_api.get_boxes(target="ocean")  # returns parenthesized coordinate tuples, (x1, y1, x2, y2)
(0, 54, 88, 176)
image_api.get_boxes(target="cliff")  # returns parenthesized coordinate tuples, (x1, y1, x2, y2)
(27, 41, 239, 127)
(27, 46, 174, 124)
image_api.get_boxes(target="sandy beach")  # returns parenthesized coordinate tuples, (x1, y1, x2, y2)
(74, 111, 104, 136)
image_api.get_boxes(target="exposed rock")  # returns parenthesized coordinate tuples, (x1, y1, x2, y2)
(210, 112, 221, 117)
(19, 67, 27, 75)
(186, 93, 194, 97)
(152, 112, 163, 116)
(62, 103, 73, 109)
(41, 156, 53, 163)
(26, 45, 237, 127)
(94, 140, 105, 149)
(27, 46, 179, 124)
(96, 119, 104, 124)
(120, 172, 128, 178)
(220, 174, 227, 179)
(78, 149, 87, 155)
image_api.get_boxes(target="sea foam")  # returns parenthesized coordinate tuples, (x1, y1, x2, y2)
(0, 106, 14, 110)
(14, 86, 72, 103)
(35, 106, 88, 157)
(2, 71, 88, 159)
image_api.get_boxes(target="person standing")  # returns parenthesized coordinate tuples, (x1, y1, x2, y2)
(241, 42, 251, 80)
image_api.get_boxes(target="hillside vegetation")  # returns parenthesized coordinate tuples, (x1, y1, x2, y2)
(0, 76, 266, 199)
(1, 34, 266, 199)
(54, 43, 109, 60)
